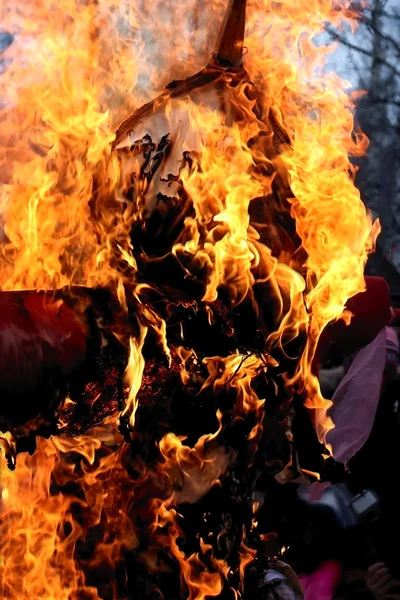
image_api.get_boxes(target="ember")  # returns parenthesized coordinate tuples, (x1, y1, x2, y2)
(0, 0, 377, 598)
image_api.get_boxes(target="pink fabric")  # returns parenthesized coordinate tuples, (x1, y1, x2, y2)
(386, 326, 399, 352)
(326, 327, 387, 464)
(299, 561, 342, 600)
(298, 481, 331, 502)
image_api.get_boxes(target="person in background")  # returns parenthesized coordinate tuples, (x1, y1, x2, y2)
(326, 325, 399, 465)
(365, 563, 400, 600)
(295, 277, 399, 599)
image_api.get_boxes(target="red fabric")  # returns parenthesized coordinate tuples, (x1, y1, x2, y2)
(317, 276, 391, 365)
(0, 291, 87, 397)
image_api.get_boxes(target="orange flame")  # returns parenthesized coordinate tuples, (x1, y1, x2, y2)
(0, 424, 137, 599)
(0, 0, 377, 597)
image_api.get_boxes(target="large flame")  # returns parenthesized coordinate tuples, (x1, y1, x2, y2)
(0, 0, 376, 598)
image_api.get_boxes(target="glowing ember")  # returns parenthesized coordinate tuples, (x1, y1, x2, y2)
(0, 0, 377, 598)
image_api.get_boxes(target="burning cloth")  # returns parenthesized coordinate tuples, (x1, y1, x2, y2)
(0, 0, 381, 598)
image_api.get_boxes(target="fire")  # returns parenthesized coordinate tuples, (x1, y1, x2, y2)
(0, 424, 137, 599)
(0, 0, 376, 598)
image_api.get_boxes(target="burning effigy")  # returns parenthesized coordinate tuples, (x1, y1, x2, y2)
(0, 0, 378, 598)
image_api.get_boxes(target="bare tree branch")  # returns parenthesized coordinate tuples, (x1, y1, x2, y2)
(324, 24, 400, 79)
(359, 15, 400, 57)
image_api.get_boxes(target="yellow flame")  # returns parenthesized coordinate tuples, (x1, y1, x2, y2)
(0, 0, 377, 597)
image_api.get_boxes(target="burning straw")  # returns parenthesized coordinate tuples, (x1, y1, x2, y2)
(0, 0, 376, 598)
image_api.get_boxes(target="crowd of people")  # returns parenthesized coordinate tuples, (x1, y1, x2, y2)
(258, 274, 400, 599)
